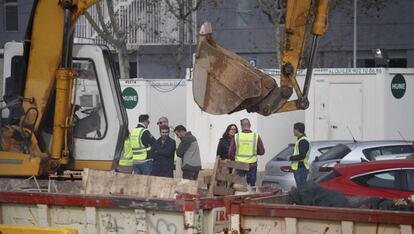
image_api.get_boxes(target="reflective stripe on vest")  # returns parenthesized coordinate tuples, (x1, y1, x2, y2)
(235, 132, 258, 163)
(130, 127, 151, 161)
(291, 135, 311, 170)
(119, 137, 133, 166)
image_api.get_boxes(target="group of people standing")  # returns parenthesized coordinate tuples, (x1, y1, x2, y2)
(116, 114, 201, 180)
(117, 113, 311, 188)
(216, 120, 311, 188)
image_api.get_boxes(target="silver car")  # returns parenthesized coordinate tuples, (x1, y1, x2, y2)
(261, 140, 352, 192)
(309, 140, 414, 182)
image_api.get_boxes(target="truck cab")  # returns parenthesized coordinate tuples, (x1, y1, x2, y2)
(1, 42, 128, 174)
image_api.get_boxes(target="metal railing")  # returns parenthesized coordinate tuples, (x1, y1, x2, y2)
(75, 0, 197, 49)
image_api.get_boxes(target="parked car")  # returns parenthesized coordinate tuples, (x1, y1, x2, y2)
(261, 140, 352, 191)
(317, 160, 414, 199)
(309, 141, 413, 182)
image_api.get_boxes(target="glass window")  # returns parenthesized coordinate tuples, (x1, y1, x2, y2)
(318, 144, 351, 161)
(5, 0, 18, 31)
(72, 59, 107, 140)
(318, 147, 334, 154)
(273, 145, 294, 161)
(351, 170, 401, 190)
(363, 145, 412, 160)
(405, 169, 414, 192)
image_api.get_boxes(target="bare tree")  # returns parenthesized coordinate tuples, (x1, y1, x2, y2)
(84, 0, 130, 79)
(256, 0, 285, 66)
(164, 0, 203, 78)
(257, 0, 388, 68)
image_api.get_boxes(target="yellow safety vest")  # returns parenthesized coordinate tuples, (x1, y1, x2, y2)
(291, 135, 311, 170)
(118, 136, 133, 166)
(235, 132, 258, 163)
(130, 127, 151, 161)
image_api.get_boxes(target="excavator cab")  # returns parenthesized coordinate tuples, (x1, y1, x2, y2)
(193, 0, 329, 116)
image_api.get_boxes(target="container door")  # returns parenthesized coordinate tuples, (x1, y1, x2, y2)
(328, 83, 363, 140)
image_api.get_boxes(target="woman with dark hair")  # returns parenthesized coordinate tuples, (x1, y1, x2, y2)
(216, 124, 238, 160)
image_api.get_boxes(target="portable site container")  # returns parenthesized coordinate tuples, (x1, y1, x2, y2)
(306, 68, 414, 142)
(119, 79, 187, 136)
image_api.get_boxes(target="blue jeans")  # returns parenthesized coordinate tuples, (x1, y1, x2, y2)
(293, 167, 309, 189)
(238, 166, 257, 186)
(133, 160, 153, 175)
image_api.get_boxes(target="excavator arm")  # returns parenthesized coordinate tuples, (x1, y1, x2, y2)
(193, 0, 329, 116)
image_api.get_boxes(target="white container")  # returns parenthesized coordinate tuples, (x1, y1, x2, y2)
(119, 79, 187, 137)
(306, 68, 414, 141)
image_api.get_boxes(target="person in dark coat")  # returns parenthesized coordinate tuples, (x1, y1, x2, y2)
(216, 124, 238, 160)
(151, 125, 176, 177)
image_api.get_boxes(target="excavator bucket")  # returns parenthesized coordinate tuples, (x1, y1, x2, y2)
(193, 22, 279, 115)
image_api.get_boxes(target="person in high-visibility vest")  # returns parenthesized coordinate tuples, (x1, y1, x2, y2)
(288, 122, 311, 189)
(228, 118, 265, 187)
(131, 114, 156, 175)
(116, 130, 134, 173)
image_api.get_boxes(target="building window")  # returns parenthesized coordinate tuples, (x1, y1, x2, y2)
(4, 0, 19, 31)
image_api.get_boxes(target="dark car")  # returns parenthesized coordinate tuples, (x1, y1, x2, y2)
(317, 159, 414, 199)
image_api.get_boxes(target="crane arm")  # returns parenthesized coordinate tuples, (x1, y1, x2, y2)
(193, 0, 329, 116)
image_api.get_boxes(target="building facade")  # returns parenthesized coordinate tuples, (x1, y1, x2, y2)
(1, 0, 413, 79)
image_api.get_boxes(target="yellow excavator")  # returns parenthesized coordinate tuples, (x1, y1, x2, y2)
(0, 0, 328, 177)
(193, 0, 329, 116)
(0, 0, 128, 176)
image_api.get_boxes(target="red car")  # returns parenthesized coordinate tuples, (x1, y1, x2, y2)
(317, 160, 414, 199)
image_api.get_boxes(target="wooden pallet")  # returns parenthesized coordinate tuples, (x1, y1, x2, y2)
(81, 169, 198, 199)
(206, 158, 249, 196)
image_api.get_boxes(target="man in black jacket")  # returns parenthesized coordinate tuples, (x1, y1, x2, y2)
(151, 125, 176, 177)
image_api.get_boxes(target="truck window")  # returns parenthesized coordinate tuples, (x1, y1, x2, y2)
(72, 59, 107, 140)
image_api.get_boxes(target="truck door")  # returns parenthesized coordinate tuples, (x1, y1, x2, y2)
(71, 45, 127, 170)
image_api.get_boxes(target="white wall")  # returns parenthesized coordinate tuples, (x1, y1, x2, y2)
(119, 79, 186, 138)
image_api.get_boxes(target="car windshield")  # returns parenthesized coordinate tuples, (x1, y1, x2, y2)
(273, 145, 294, 161)
(318, 144, 351, 161)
